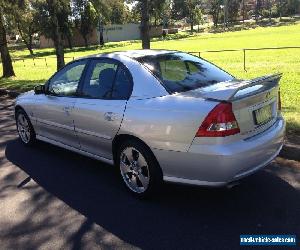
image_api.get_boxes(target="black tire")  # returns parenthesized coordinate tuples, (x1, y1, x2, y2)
(116, 139, 163, 198)
(15, 109, 36, 146)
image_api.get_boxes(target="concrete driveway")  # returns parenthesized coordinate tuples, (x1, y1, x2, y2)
(0, 94, 299, 250)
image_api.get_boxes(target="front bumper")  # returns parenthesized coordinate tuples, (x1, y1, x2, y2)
(154, 117, 285, 186)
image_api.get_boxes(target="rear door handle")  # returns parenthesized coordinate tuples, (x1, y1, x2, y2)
(104, 112, 119, 121)
(63, 106, 71, 115)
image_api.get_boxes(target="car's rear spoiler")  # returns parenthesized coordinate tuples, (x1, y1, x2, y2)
(197, 73, 282, 101)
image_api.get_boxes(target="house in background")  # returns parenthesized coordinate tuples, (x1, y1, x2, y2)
(39, 23, 177, 48)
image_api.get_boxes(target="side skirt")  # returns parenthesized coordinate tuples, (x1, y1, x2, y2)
(36, 135, 114, 166)
(163, 176, 226, 187)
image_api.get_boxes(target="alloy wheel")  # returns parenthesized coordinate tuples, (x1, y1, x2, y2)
(17, 113, 31, 144)
(120, 147, 150, 193)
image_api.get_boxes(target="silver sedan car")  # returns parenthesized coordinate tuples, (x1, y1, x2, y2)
(15, 50, 285, 197)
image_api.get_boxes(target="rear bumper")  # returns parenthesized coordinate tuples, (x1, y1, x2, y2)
(153, 117, 285, 186)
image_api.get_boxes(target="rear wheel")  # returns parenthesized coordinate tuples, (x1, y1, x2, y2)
(16, 109, 36, 146)
(117, 140, 162, 198)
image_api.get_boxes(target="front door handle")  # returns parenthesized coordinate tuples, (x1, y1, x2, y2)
(63, 106, 71, 115)
(104, 112, 119, 121)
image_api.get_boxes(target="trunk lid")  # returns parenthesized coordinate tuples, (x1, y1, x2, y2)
(181, 73, 282, 138)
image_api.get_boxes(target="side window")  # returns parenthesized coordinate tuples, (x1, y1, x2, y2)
(112, 66, 133, 100)
(82, 60, 118, 99)
(48, 60, 87, 96)
(159, 60, 187, 81)
(187, 61, 199, 74)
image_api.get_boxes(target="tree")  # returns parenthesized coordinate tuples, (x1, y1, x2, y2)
(0, 2, 15, 77)
(148, 0, 169, 26)
(127, 1, 141, 23)
(37, 0, 71, 70)
(13, 0, 40, 55)
(285, 0, 300, 16)
(209, 0, 222, 27)
(255, 0, 263, 22)
(194, 6, 204, 31)
(267, 0, 273, 22)
(227, 0, 241, 23)
(128, 0, 171, 48)
(141, 0, 150, 49)
(186, 0, 202, 32)
(172, 0, 202, 32)
(73, 0, 97, 47)
(110, 0, 130, 24)
(90, 0, 111, 46)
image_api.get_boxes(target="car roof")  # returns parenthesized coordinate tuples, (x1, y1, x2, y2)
(112, 49, 177, 58)
(80, 49, 177, 60)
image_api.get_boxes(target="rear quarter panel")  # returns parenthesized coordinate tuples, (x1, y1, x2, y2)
(118, 94, 217, 152)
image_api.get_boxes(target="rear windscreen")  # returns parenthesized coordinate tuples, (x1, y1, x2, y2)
(136, 52, 234, 94)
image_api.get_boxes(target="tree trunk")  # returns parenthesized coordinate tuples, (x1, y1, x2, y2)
(17, 23, 34, 55)
(224, 0, 228, 28)
(0, 8, 15, 77)
(242, 0, 245, 23)
(214, 8, 219, 27)
(279, 0, 282, 21)
(20, 35, 33, 56)
(28, 35, 34, 55)
(54, 36, 65, 71)
(99, 30, 104, 46)
(190, 12, 194, 32)
(83, 35, 88, 48)
(141, 0, 150, 49)
(52, 15, 65, 70)
(269, 0, 272, 22)
(67, 33, 73, 50)
(255, 0, 259, 23)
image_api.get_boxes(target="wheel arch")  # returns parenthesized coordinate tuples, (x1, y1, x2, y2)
(112, 134, 162, 172)
(14, 105, 26, 118)
(15, 105, 35, 133)
(15, 104, 36, 144)
(15, 104, 23, 111)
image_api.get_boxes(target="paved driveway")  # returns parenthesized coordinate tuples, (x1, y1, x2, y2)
(0, 95, 299, 250)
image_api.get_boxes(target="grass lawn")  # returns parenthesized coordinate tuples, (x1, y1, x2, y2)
(1, 22, 300, 133)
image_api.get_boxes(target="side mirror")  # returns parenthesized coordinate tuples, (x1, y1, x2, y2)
(34, 85, 45, 95)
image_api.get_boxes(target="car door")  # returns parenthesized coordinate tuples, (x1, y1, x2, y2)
(34, 60, 88, 148)
(73, 58, 133, 160)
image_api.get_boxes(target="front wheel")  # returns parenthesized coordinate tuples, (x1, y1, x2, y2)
(117, 140, 163, 198)
(16, 109, 36, 146)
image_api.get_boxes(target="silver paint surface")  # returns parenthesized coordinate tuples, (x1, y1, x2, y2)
(15, 50, 285, 186)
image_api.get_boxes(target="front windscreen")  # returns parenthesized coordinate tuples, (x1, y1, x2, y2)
(136, 52, 234, 94)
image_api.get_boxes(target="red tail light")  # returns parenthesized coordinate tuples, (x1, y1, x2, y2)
(278, 88, 282, 111)
(196, 102, 240, 137)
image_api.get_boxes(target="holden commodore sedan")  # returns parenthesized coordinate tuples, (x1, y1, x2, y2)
(15, 50, 285, 197)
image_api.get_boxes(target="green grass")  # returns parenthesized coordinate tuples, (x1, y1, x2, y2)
(1, 22, 300, 133)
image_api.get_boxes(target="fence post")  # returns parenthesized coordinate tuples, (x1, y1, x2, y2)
(198, 52, 201, 58)
(33, 58, 36, 66)
(45, 58, 48, 67)
(243, 49, 246, 72)
(23, 59, 25, 67)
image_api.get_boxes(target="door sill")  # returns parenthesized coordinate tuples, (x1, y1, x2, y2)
(36, 135, 114, 165)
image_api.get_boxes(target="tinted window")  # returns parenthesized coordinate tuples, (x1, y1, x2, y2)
(48, 60, 87, 96)
(112, 66, 133, 100)
(82, 60, 118, 99)
(137, 52, 234, 93)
